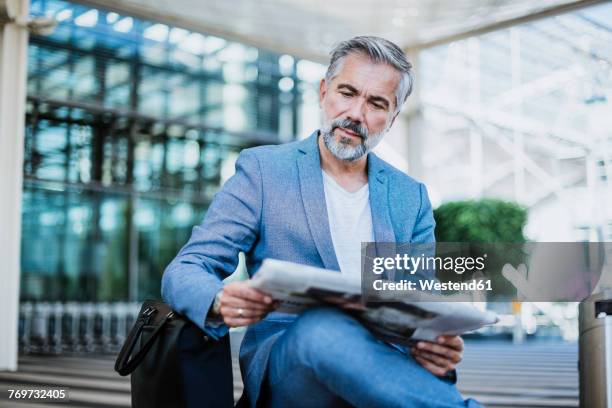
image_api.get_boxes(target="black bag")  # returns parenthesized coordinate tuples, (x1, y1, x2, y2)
(114, 299, 235, 408)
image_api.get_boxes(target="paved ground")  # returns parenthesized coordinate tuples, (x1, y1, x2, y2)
(0, 338, 578, 407)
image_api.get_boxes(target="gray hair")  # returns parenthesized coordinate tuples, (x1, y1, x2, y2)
(325, 36, 414, 114)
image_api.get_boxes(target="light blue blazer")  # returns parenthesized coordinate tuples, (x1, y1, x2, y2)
(161, 131, 435, 406)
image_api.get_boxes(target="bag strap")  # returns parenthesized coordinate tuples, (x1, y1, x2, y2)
(114, 306, 174, 376)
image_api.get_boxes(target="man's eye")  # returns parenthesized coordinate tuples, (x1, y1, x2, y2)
(340, 92, 353, 97)
(370, 102, 384, 110)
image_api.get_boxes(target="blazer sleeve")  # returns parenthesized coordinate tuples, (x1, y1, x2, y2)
(161, 149, 263, 339)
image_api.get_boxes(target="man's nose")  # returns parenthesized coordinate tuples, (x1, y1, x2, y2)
(345, 98, 366, 124)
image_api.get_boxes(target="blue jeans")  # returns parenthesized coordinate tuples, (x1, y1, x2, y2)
(262, 307, 482, 408)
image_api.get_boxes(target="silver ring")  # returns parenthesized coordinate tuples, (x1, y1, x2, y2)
(237, 308, 244, 318)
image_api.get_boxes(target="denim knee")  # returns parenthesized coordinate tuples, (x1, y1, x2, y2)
(282, 306, 354, 366)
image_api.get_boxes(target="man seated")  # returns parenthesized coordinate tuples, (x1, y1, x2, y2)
(162, 36, 482, 408)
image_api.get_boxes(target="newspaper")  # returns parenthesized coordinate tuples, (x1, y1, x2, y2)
(249, 258, 499, 344)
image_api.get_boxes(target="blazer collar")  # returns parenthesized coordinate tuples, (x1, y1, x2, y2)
(367, 153, 396, 244)
(296, 131, 395, 272)
(297, 131, 340, 271)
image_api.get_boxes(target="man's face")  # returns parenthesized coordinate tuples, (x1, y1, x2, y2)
(319, 53, 400, 162)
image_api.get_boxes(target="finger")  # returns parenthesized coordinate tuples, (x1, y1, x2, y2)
(416, 342, 462, 363)
(413, 350, 454, 371)
(437, 335, 464, 352)
(221, 296, 275, 312)
(220, 305, 268, 319)
(415, 354, 450, 376)
(226, 286, 273, 305)
(415, 342, 461, 364)
(413, 355, 448, 377)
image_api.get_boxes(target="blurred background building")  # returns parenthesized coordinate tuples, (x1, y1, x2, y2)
(1, 0, 611, 406)
(11, 0, 612, 303)
(20, 0, 321, 305)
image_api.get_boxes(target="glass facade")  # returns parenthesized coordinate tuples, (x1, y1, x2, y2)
(418, 2, 612, 242)
(22, 0, 323, 302)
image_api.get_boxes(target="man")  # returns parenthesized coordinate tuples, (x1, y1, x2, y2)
(162, 36, 481, 407)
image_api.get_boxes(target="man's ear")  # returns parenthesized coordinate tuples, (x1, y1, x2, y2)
(319, 79, 327, 106)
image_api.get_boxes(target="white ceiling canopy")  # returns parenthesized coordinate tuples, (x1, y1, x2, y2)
(76, 0, 605, 62)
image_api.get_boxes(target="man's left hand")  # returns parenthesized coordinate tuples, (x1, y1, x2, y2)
(410, 335, 463, 377)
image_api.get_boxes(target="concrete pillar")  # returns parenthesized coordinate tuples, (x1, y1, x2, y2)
(0, 0, 30, 371)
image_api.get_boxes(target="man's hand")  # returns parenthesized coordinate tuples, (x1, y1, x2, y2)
(411, 335, 464, 377)
(216, 281, 277, 327)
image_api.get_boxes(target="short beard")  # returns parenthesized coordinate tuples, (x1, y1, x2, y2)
(320, 113, 389, 162)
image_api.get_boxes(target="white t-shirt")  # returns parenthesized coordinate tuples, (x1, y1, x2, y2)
(322, 170, 374, 279)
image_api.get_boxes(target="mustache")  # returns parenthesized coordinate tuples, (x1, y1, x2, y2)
(331, 119, 368, 140)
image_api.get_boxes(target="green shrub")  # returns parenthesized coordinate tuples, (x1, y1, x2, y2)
(433, 199, 527, 243)
(433, 199, 528, 300)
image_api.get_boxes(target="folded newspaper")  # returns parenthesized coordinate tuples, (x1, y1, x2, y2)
(249, 258, 499, 345)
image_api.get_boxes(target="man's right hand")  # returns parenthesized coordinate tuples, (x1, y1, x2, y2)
(215, 281, 276, 327)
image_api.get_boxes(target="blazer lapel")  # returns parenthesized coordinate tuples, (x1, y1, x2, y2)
(367, 153, 397, 282)
(368, 153, 396, 244)
(297, 132, 341, 272)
